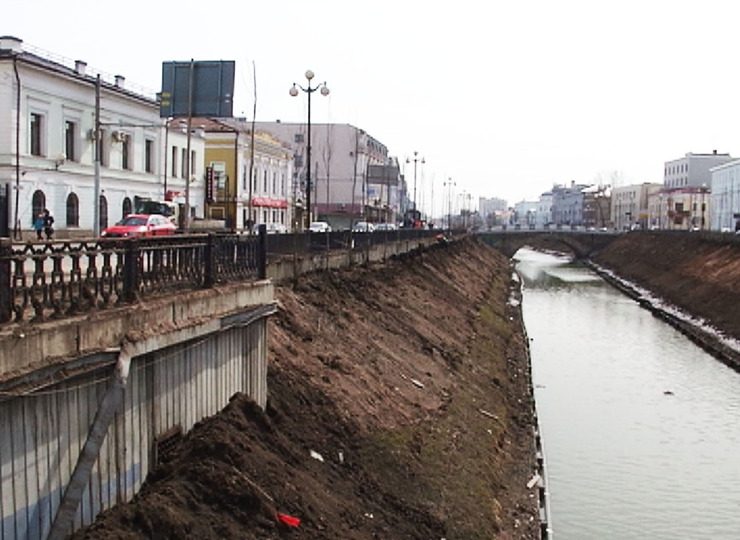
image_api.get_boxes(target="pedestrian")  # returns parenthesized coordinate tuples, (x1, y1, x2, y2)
(42, 209, 54, 240)
(34, 212, 44, 240)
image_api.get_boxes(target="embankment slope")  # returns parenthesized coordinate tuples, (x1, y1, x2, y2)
(76, 237, 539, 539)
(593, 232, 740, 342)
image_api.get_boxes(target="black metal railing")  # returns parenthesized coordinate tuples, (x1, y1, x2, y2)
(0, 227, 444, 324)
(0, 231, 266, 323)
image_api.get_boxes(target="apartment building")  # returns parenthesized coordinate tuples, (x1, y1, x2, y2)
(0, 36, 205, 237)
(254, 121, 402, 230)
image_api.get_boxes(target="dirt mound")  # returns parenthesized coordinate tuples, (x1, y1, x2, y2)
(594, 232, 740, 341)
(75, 237, 539, 539)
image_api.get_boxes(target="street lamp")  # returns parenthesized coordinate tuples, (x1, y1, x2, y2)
(444, 178, 455, 231)
(406, 151, 424, 218)
(290, 70, 329, 230)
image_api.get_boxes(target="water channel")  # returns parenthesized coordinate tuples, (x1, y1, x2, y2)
(515, 247, 740, 539)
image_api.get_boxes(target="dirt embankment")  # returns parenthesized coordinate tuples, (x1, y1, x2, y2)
(76, 237, 540, 539)
(593, 232, 740, 343)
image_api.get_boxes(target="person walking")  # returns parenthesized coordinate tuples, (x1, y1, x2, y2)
(34, 212, 44, 240)
(42, 209, 54, 240)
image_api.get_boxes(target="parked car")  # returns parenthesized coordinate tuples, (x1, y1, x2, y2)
(309, 221, 332, 233)
(252, 222, 287, 234)
(374, 222, 397, 231)
(100, 214, 177, 238)
(352, 221, 375, 233)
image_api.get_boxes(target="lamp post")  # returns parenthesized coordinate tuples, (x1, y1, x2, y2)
(444, 178, 455, 231)
(290, 70, 329, 230)
(406, 151, 424, 218)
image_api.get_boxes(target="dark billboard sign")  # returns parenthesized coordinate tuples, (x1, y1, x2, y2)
(160, 60, 235, 118)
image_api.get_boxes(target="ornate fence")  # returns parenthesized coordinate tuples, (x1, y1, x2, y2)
(0, 231, 266, 323)
(0, 227, 443, 324)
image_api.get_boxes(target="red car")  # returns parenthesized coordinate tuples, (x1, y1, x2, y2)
(100, 214, 177, 238)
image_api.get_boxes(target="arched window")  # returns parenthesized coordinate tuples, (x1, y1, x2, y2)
(99, 195, 108, 229)
(122, 197, 132, 218)
(66, 193, 79, 227)
(31, 190, 45, 226)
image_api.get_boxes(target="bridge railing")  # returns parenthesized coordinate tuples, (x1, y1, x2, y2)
(0, 231, 267, 324)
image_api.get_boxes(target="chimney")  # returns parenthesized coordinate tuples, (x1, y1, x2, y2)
(0, 36, 23, 53)
(114, 75, 125, 88)
(75, 60, 87, 75)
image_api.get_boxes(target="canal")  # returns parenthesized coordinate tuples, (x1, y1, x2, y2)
(516, 248, 740, 539)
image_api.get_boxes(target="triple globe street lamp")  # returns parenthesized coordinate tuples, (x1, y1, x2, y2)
(290, 70, 329, 230)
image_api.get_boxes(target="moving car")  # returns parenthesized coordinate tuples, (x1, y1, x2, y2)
(100, 214, 177, 238)
(352, 221, 375, 233)
(309, 221, 332, 233)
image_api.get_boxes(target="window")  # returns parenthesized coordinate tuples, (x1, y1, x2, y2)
(190, 150, 196, 181)
(294, 133, 304, 143)
(66, 193, 79, 227)
(31, 190, 45, 226)
(181, 148, 187, 178)
(281, 174, 286, 196)
(145, 140, 154, 173)
(64, 121, 76, 161)
(171, 146, 178, 177)
(99, 195, 108, 229)
(263, 170, 268, 192)
(121, 136, 131, 170)
(30, 113, 43, 156)
(272, 172, 277, 194)
(122, 197, 132, 218)
(253, 169, 258, 192)
(98, 129, 108, 167)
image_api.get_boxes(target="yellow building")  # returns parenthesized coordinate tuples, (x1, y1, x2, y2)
(200, 118, 293, 231)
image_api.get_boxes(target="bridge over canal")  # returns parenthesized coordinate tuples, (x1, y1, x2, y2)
(477, 229, 621, 259)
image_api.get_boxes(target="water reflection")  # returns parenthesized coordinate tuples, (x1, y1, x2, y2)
(516, 247, 740, 539)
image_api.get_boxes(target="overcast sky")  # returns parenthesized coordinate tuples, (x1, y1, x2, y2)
(8, 0, 740, 216)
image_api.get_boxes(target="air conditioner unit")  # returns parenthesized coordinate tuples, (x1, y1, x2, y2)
(112, 130, 127, 143)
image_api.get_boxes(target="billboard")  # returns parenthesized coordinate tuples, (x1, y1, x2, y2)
(367, 164, 400, 185)
(160, 60, 235, 118)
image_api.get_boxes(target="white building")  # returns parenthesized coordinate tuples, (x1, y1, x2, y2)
(709, 159, 740, 231)
(512, 200, 538, 227)
(0, 36, 205, 238)
(535, 192, 553, 228)
(664, 151, 733, 189)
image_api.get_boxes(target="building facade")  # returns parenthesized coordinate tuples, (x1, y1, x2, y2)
(611, 183, 660, 230)
(709, 159, 740, 232)
(201, 118, 293, 231)
(664, 151, 733, 189)
(254, 121, 400, 230)
(0, 36, 205, 238)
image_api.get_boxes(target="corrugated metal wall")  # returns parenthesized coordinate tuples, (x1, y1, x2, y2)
(0, 319, 267, 540)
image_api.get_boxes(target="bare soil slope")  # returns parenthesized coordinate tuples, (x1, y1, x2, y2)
(76, 237, 539, 539)
(593, 232, 740, 341)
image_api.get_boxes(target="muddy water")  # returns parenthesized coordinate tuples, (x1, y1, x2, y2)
(516, 248, 740, 539)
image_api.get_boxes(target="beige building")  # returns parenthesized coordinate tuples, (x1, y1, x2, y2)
(611, 183, 661, 230)
(648, 186, 710, 230)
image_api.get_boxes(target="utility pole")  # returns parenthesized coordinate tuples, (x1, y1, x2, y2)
(93, 75, 101, 237)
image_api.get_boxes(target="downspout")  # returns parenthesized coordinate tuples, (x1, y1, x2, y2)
(13, 56, 21, 239)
